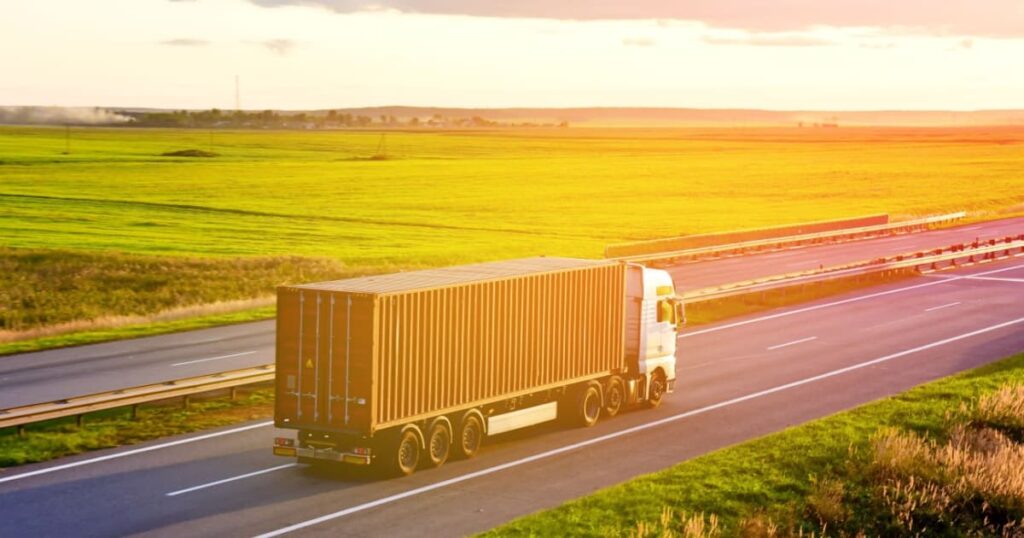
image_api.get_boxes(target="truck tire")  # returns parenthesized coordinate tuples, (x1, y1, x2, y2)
(383, 429, 421, 477)
(454, 413, 483, 459)
(647, 370, 666, 409)
(576, 382, 602, 427)
(604, 376, 625, 418)
(425, 421, 451, 468)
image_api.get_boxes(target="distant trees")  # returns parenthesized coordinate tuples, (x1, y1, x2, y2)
(125, 109, 569, 130)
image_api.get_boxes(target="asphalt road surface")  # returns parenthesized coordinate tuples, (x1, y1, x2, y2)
(2, 258, 1023, 537)
(1, 216, 1021, 410)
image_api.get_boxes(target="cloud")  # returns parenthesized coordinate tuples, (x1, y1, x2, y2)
(702, 34, 834, 47)
(252, 39, 298, 55)
(244, 0, 1024, 38)
(622, 37, 655, 47)
(161, 38, 210, 46)
(859, 42, 897, 50)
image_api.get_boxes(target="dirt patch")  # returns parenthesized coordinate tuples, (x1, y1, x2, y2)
(161, 149, 219, 158)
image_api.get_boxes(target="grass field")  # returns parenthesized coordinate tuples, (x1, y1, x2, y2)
(484, 353, 1024, 537)
(2, 125, 1024, 342)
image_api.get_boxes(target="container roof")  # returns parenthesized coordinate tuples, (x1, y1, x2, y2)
(290, 257, 616, 295)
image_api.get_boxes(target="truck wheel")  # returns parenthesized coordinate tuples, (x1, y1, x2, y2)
(425, 421, 451, 468)
(604, 376, 625, 418)
(576, 382, 602, 427)
(647, 371, 666, 409)
(454, 414, 483, 459)
(387, 429, 420, 477)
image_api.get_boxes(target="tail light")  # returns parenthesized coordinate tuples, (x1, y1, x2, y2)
(352, 447, 370, 455)
(274, 437, 295, 447)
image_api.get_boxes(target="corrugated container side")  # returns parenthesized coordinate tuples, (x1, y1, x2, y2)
(373, 263, 625, 430)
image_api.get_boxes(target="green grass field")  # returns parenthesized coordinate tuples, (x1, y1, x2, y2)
(2, 125, 1023, 343)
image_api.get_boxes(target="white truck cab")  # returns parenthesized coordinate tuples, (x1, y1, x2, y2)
(625, 264, 684, 403)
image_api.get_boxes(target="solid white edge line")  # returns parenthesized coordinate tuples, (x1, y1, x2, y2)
(679, 262, 1024, 339)
(172, 351, 258, 367)
(0, 421, 274, 485)
(964, 276, 1024, 283)
(253, 315, 1024, 538)
(766, 336, 817, 351)
(925, 302, 962, 312)
(166, 463, 297, 497)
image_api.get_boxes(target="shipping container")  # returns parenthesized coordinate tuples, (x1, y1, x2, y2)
(273, 257, 684, 475)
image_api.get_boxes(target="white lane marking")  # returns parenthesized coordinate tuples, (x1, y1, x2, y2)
(0, 421, 273, 485)
(680, 263, 1024, 339)
(925, 302, 961, 312)
(171, 351, 257, 367)
(166, 463, 297, 497)
(767, 336, 817, 350)
(254, 316, 1024, 538)
(960, 226, 982, 231)
(962, 276, 1024, 283)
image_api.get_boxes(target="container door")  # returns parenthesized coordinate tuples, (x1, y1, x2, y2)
(324, 293, 374, 433)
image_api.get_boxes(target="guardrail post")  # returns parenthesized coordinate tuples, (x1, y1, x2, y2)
(17, 425, 25, 438)
(182, 395, 191, 410)
(230, 387, 238, 401)
(130, 404, 139, 420)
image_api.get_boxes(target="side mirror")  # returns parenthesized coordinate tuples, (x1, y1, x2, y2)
(674, 301, 686, 331)
(657, 300, 672, 324)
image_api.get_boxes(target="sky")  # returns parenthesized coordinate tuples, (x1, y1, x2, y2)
(1, 0, 1023, 110)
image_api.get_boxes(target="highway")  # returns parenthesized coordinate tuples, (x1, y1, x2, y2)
(1, 216, 1021, 410)
(2, 258, 1023, 537)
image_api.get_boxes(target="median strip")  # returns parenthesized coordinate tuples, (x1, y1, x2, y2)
(681, 262, 1024, 339)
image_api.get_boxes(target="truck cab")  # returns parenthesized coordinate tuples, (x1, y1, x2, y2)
(625, 264, 684, 404)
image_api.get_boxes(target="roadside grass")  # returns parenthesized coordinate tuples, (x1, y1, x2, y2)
(0, 386, 273, 468)
(482, 353, 1024, 536)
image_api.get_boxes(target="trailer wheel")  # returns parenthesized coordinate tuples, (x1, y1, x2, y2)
(647, 370, 667, 409)
(385, 429, 421, 477)
(604, 376, 625, 418)
(576, 382, 602, 427)
(454, 414, 483, 459)
(425, 421, 451, 468)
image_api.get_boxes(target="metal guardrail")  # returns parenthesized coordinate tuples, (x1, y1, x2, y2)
(0, 365, 275, 431)
(682, 236, 1024, 303)
(614, 211, 967, 265)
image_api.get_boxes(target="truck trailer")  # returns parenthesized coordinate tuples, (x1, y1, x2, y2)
(272, 257, 685, 475)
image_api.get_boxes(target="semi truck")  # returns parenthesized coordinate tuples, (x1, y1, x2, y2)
(272, 256, 685, 476)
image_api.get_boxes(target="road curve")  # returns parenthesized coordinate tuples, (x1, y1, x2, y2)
(1, 216, 1021, 410)
(2, 259, 1023, 537)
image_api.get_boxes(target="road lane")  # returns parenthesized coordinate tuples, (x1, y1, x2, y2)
(2, 260, 1023, 537)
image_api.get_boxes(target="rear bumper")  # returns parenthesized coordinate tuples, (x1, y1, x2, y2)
(274, 445, 371, 466)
